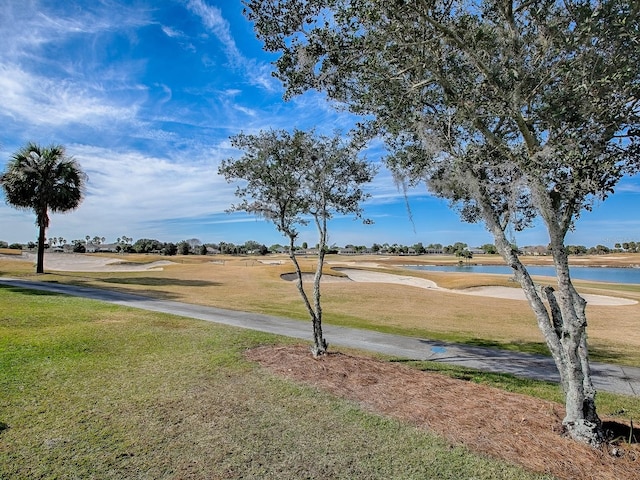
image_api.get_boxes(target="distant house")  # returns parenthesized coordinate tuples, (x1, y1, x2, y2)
(296, 248, 319, 256)
(338, 247, 356, 255)
(521, 245, 548, 256)
(85, 243, 119, 253)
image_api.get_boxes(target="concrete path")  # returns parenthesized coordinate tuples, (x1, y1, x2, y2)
(1, 277, 638, 397)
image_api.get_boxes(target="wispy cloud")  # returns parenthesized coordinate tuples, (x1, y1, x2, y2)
(616, 180, 640, 194)
(187, 0, 243, 66)
(161, 25, 183, 38)
(186, 0, 278, 91)
(0, 64, 140, 128)
(47, 143, 239, 238)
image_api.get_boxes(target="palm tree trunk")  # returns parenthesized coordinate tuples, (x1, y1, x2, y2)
(36, 223, 46, 274)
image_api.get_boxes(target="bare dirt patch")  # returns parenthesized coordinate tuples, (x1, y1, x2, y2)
(247, 344, 639, 480)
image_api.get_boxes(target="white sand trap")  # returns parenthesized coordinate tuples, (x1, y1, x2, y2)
(332, 268, 637, 306)
(11, 252, 176, 272)
(258, 259, 286, 265)
(457, 286, 637, 306)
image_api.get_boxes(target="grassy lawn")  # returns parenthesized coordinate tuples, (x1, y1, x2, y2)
(0, 285, 555, 479)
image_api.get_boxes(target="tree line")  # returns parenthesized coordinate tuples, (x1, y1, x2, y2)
(4, 238, 640, 257)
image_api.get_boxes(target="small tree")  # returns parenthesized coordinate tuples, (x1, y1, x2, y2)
(219, 128, 375, 356)
(245, 0, 640, 445)
(1, 143, 86, 273)
(177, 241, 191, 255)
(71, 239, 86, 253)
(481, 244, 498, 255)
(163, 242, 178, 256)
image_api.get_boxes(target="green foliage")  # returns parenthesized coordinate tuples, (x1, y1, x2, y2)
(1, 143, 86, 223)
(177, 240, 191, 255)
(481, 243, 498, 254)
(220, 129, 376, 240)
(163, 242, 177, 256)
(0, 143, 87, 273)
(133, 238, 164, 253)
(247, 0, 639, 234)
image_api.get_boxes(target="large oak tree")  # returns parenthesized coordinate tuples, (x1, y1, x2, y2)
(245, 0, 640, 445)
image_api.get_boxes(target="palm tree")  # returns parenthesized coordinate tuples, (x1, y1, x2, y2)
(0, 143, 87, 273)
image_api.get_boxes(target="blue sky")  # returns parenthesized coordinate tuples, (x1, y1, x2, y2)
(1, 0, 638, 249)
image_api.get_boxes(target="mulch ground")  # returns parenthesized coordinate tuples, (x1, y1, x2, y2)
(246, 344, 639, 480)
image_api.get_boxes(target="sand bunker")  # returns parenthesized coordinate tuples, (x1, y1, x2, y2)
(6, 252, 175, 272)
(284, 268, 637, 306)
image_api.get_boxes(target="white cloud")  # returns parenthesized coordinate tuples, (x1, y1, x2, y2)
(187, 0, 243, 66)
(0, 143, 240, 243)
(0, 1, 152, 58)
(161, 25, 182, 38)
(0, 64, 140, 128)
(72, 144, 233, 214)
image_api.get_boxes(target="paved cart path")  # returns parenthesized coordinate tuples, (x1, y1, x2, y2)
(1, 277, 638, 397)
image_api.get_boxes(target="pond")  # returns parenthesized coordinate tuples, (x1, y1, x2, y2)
(405, 264, 640, 285)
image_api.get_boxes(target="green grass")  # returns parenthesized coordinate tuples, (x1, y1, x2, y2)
(0, 285, 554, 479)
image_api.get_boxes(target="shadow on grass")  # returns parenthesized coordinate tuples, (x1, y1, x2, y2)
(392, 358, 559, 388)
(461, 337, 626, 364)
(100, 277, 220, 287)
(462, 338, 551, 356)
(0, 285, 66, 297)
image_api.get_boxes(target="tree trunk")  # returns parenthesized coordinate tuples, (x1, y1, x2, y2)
(36, 221, 46, 274)
(483, 211, 603, 445)
(287, 234, 327, 357)
(548, 239, 603, 444)
(310, 246, 328, 357)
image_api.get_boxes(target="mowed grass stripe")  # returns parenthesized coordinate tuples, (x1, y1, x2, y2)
(0, 286, 553, 479)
